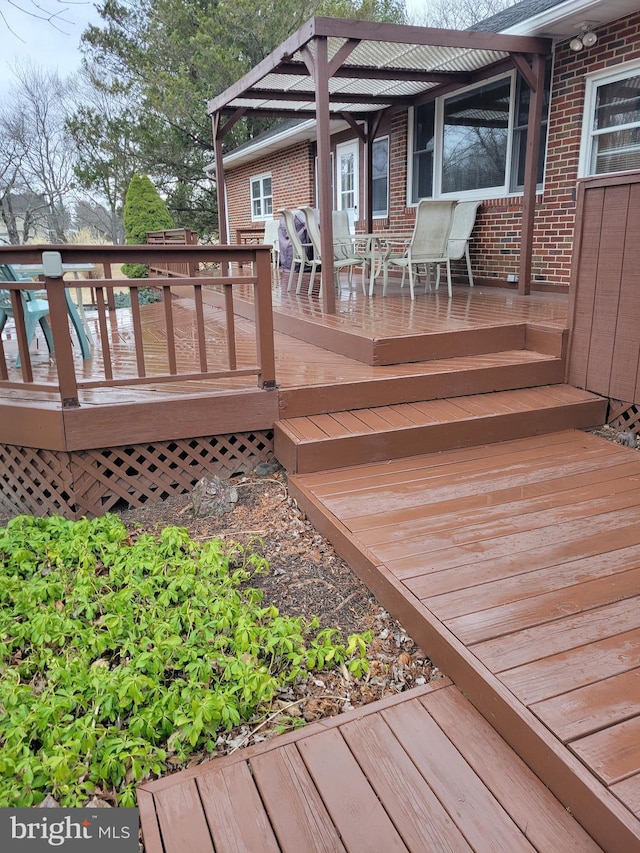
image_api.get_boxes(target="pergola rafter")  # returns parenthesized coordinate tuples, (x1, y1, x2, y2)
(209, 17, 551, 312)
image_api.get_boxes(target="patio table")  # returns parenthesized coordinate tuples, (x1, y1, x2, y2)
(353, 232, 413, 296)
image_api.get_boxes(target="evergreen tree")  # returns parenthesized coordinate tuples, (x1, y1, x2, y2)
(122, 174, 175, 278)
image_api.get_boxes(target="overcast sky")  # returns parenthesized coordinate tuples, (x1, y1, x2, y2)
(0, 1, 103, 97)
(0, 1, 427, 99)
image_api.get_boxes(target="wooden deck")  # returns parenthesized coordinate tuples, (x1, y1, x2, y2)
(203, 276, 569, 365)
(0, 284, 568, 450)
(138, 679, 600, 853)
(287, 429, 640, 851)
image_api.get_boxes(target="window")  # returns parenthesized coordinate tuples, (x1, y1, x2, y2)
(250, 173, 273, 220)
(580, 63, 640, 176)
(412, 103, 435, 200)
(372, 136, 389, 217)
(410, 67, 550, 203)
(442, 78, 511, 194)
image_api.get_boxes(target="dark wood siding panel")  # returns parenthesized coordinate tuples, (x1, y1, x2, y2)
(584, 184, 629, 396)
(568, 185, 604, 390)
(568, 172, 640, 403)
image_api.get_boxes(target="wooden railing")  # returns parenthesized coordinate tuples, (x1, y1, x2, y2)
(0, 244, 275, 409)
(146, 228, 199, 277)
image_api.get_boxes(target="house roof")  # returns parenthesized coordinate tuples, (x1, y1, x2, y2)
(485, 0, 640, 37)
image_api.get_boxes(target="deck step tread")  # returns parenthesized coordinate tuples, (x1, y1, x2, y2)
(275, 385, 607, 473)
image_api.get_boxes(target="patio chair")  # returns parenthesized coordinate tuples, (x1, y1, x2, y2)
(299, 208, 325, 295)
(0, 263, 91, 364)
(436, 200, 481, 290)
(262, 218, 280, 269)
(280, 208, 317, 293)
(0, 265, 54, 367)
(302, 207, 365, 296)
(332, 209, 367, 292)
(383, 199, 456, 299)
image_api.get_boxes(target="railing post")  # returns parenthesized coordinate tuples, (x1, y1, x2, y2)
(42, 252, 80, 408)
(253, 247, 276, 389)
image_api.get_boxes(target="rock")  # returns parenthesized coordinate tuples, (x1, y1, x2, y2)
(253, 460, 280, 477)
(616, 431, 637, 447)
(190, 476, 238, 517)
(84, 797, 113, 808)
(37, 794, 60, 808)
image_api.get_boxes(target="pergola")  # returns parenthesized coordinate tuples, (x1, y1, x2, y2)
(208, 17, 551, 313)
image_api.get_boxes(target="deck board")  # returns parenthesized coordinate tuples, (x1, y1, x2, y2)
(288, 429, 640, 850)
(138, 682, 599, 853)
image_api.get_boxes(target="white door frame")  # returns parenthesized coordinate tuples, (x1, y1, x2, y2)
(336, 140, 359, 225)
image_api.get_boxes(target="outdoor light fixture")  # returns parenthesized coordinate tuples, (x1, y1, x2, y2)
(570, 24, 598, 52)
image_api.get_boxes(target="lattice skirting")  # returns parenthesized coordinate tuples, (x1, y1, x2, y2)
(0, 431, 274, 520)
(607, 399, 640, 433)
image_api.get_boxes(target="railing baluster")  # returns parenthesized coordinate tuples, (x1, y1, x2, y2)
(10, 289, 34, 382)
(0, 329, 8, 380)
(163, 285, 177, 374)
(193, 284, 208, 372)
(224, 283, 237, 371)
(129, 286, 146, 377)
(95, 287, 113, 381)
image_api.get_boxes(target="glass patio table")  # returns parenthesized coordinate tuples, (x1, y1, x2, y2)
(353, 232, 413, 296)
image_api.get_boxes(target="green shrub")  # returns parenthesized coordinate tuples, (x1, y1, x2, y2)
(0, 514, 370, 807)
(122, 174, 174, 279)
(113, 287, 163, 308)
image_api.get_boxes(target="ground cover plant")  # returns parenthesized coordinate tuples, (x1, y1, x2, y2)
(0, 513, 370, 808)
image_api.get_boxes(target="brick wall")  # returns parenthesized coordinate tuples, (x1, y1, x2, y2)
(226, 142, 316, 241)
(225, 12, 640, 288)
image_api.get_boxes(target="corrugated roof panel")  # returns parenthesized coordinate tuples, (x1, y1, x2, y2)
(228, 97, 377, 113)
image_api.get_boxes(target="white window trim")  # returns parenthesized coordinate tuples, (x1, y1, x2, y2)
(250, 172, 273, 221)
(408, 69, 541, 205)
(372, 135, 390, 219)
(578, 58, 640, 179)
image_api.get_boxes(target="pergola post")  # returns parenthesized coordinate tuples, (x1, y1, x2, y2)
(518, 54, 546, 296)
(314, 36, 336, 314)
(211, 111, 229, 246)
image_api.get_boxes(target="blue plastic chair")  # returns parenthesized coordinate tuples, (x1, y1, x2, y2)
(0, 265, 54, 366)
(0, 263, 92, 364)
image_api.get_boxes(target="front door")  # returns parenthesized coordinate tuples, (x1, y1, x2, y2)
(336, 141, 359, 226)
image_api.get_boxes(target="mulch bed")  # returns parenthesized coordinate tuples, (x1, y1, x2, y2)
(116, 463, 441, 761)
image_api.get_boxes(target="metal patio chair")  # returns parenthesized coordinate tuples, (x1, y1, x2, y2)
(437, 200, 481, 290)
(262, 218, 280, 269)
(383, 199, 457, 299)
(331, 209, 367, 292)
(280, 208, 317, 293)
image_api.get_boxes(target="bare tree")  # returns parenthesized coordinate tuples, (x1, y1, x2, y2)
(3, 62, 77, 242)
(66, 65, 142, 244)
(0, 0, 85, 41)
(408, 0, 517, 29)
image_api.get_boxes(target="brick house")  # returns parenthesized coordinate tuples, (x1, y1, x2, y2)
(214, 0, 640, 292)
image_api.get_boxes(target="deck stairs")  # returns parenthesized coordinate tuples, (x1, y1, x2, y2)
(274, 356, 607, 473)
(274, 316, 607, 473)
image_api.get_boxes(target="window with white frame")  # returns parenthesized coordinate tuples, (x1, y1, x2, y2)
(250, 173, 273, 220)
(372, 136, 389, 217)
(410, 66, 550, 203)
(580, 63, 640, 176)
